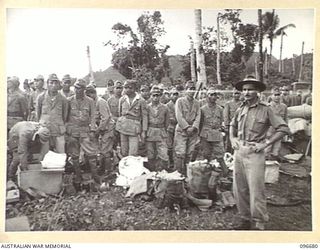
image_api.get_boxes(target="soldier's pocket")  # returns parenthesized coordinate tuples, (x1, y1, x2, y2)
(251, 119, 267, 133)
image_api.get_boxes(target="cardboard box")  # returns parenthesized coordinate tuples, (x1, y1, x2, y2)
(18, 167, 64, 195)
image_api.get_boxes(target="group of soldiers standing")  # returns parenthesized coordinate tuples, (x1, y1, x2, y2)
(8, 72, 302, 230)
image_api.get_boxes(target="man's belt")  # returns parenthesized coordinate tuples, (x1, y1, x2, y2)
(149, 123, 165, 128)
(7, 111, 23, 117)
(125, 115, 140, 121)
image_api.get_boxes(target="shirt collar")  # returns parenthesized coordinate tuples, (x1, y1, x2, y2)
(124, 92, 140, 104)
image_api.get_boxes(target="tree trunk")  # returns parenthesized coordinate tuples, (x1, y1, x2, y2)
(299, 41, 305, 81)
(190, 39, 197, 83)
(216, 14, 222, 85)
(264, 47, 268, 77)
(194, 9, 207, 88)
(86, 46, 95, 83)
(292, 54, 296, 77)
(279, 30, 284, 73)
(258, 9, 264, 82)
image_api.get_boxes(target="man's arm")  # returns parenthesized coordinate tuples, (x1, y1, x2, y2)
(175, 98, 190, 130)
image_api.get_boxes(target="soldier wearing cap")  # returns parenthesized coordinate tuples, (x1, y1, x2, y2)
(60, 74, 75, 98)
(102, 79, 115, 101)
(200, 87, 228, 176)
(116, 80, 148, 157)
(265, 88, 288, 160)
(223, 88, 242, 153)
(145, 86, 170, 171)
(28, 74, 46, 121)
(140, 84, 151, 104)
(36, 73, 68, 153)
(166, 87, 179, 167)
(280, 85, 292, 107)
(107, 80, 123, 149)
(66, 79, 99, 190)
(174, 80, 201, 175)
(230, 75, 290, 230)
(7, 76, 28, 134)
(85, 85, 115, 177)
(7, 121, 50, 182)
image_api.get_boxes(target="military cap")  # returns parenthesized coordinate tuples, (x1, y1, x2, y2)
(34, 126, 50, 144)
(234, 75, 266, 92)
(150, 85, 161, 95)
(115, 80, 123, 87)
(140, 85, 150, 91)
(106, 79, 114, 87)
(170, 87, 179, 94)
(47, 73, 59, 82)
(74, 79, 87, 89)
(207, 87, 219, 94)
(85, 84, 96, 93)
(124, 80, 137, 87)
(7, 76, 20, 87)
(62, 74, 72, 81)
(34, 75, 44, 80)
(185, 80, 196, 89)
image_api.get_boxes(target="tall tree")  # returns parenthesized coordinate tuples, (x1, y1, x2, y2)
(262, 9, 280, 76)
(299, 41, 305, 81)
(105, 11, 170, 85)
(189, 38, 197, 83)
(216, 13, 222, 85)
(258, 9, 264, 82)
(194, 9, 207, 88)
(275, 23, 296, 72)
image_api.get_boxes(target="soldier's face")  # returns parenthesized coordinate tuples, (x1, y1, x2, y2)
(273, 93, 280, 102)
(185, 85, 196, 98)
(114, 86, 123, 96)
(233, 92, 241, 100)
(242, 83, 259, 101)
(34, 79, 44, 89)
(171, 92, 179, 102)
(124, 84, 135, 95)
(75, 87, 85, 97)
(62, 80, 71, 90)
(151, 93, 160, 103)
(48, 80, 60, 92)
(207, 92, 218, 103)
(141, 89, 150, 99)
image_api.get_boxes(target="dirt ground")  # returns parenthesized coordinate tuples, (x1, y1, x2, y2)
(5, 157, 312, 232)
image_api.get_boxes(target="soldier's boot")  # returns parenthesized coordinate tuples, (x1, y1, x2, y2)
(217, 157, 229, 177)
(72, 158, 82, 192)
(98, 156, 106, 176)
(87, 155, 100, 191)
(146, 158, 156, 172)
(174, 157, 186, 176)
(168, 149, 174, 168)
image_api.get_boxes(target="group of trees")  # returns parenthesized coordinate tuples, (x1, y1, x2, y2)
(105, 9, 308, 89)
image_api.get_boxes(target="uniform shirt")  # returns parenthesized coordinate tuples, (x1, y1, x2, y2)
(95, 97, 115, 133)
(60, 89, 75, 98)
(116, 93, 148, 136)
(280, 95, 292, 107)
(200, 104, 223, 142)
(7, 121, 43, 168)
(166, 100, 177, 133)
(231, 99, 290, 142)
(29, 89, 46, 112)
(107, 95, 121, 121)
(146, 103, 169, 142)
(66, 95, 96, 137)
(175, 96, 201, 134)
(269, 101, 288, 122)
(223, 99, 241, 127)
(37, 91, 68, 136)
(7, 91, 28, 129)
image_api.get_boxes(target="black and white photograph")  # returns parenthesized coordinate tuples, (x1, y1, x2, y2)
(4, 6, 316, 237)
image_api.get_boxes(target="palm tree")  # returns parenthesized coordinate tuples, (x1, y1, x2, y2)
(275, 23, 296, 72)
(216, 13, 221, 85)
(258, 9, 264, 82)
(262, 10, 280, 74)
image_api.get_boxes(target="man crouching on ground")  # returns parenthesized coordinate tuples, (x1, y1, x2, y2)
(230, 75, 290, 230)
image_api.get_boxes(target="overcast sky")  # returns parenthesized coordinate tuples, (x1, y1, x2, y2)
(6, 8, 314, 82)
